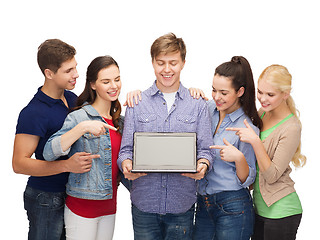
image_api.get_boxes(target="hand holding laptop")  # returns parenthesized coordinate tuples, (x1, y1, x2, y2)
(122, 159, 147, 180)
(181, 159, 209, 180)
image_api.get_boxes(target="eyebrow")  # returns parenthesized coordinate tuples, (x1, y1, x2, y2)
(100, 75, 120, 81)
(212, 86, 229, 92)
(257, 88, 275, 94)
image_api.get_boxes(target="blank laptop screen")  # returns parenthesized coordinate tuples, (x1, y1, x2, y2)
(132, 132, 197, 173)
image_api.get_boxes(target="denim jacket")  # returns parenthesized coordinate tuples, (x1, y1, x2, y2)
(43, 104, 123, 200)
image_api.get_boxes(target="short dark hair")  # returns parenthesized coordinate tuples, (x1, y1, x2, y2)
(37, 39, 76, 75)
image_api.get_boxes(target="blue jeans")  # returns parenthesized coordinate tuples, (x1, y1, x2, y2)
(131, 204, 194, 240)
(193, 188, 254, 240)
(24, 186, 66, 240)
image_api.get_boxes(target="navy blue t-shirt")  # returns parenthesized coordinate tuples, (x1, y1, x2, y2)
(16, 87, 77, 192)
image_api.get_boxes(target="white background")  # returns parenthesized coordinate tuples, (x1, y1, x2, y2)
(1, 0, 319, 239)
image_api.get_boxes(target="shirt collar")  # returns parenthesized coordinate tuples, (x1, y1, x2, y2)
(226, 107, 245, 122)
(34, 87, 62, 107)
(149, 80, 185, 100)
(212, 102, 245, 122)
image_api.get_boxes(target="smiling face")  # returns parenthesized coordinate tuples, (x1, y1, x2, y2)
(91, 64, 121, 103)
(47, 57, 79, 90)
(152, 51, 185, 93)
(257, 79, 289, 112)
(212, 74, 244, 115)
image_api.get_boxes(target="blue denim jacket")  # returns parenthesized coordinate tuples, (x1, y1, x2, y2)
(43, 104, 123, 200)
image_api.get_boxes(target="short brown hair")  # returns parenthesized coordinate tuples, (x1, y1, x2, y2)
(150, 33, 186, 61)
(37, 39, 76, 75)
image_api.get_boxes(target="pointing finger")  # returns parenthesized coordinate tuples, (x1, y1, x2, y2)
(226, 127, 242, 131)
(243, 119, 252, 129)
(103, 123, 117, 131)
(210, 145, 225, 149)
(223, 138, 232, 146)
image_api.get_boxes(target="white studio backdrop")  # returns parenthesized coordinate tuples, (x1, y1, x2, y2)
(1, 0, 318, 239)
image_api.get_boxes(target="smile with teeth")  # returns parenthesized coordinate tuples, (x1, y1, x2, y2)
(108, 90, 118, 97)
(215, 101, 224, 107)
(69, 79, 77, 85)
(162, 74, 173, 79)
(261, 103, 270, 108)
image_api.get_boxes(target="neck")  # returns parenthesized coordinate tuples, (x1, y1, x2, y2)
(41, 79, 65, 99)
(91, 98, 112, 119)
(156, 80, 180, 93)
(266, 100, 291, 119)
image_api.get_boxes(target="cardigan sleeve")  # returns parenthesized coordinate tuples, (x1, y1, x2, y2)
(261, 121, 301, 184)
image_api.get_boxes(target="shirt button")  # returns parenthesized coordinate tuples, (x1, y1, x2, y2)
(163, 102, 166, 105)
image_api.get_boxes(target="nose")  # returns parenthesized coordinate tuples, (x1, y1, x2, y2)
(73, 69, 79, 79)
(110, 80, 117, 88)
(164, 63, 171, 72)
(259, 94, 266, 102)
(213, 92, 221, 101)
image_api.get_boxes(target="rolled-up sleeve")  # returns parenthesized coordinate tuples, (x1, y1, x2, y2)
(236, 141, 257, 187)
(236, 125, 259, 188)
(196, 101, 214, 170)
(43, 114, 75, 161)
(117, 106, 136, 172)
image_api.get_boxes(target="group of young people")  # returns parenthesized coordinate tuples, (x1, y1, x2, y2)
(12, 33, 306, 240)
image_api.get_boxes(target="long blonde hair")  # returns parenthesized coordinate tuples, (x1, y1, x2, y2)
(259, 64, 306, 167)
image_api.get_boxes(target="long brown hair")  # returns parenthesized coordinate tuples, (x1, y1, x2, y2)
(215, 56, 263, 129)
(76, 55, 122, 132)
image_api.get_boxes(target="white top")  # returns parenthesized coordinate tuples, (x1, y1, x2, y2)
(162, 92, 177, 113)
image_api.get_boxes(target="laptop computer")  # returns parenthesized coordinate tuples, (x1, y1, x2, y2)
(131, 132, 197, 173)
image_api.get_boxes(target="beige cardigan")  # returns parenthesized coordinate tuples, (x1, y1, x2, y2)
(257, 113, 301, 207)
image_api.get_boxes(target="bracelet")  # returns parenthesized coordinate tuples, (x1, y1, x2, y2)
(199, 161, 209, 175)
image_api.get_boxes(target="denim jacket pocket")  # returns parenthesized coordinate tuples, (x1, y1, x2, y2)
(137, 113, 157, 131)
(83, 133, 101, 154)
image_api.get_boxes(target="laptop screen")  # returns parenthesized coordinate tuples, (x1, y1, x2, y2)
(132, 132, 197, 173)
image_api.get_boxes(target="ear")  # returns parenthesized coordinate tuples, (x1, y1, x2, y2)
(90, 82, 96, 90)
(181, 60, 186, 70)
(283, 90, 290, 100)
(44, 69, 54, 79)
(237, 86, 245, 98)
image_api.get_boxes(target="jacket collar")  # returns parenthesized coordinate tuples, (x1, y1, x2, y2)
(82, 103, 101, 117)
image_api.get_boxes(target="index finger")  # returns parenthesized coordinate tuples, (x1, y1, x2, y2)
(209, 145, 225, 150)
(103, 123, 117, 131)
(85, 154, 100, 159)
(226, 127, 243, 131)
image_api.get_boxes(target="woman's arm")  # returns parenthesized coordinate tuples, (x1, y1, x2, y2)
(60, 120, 116, 152)
(211, 138, 249, 183)
(227, 119, 301, 183)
